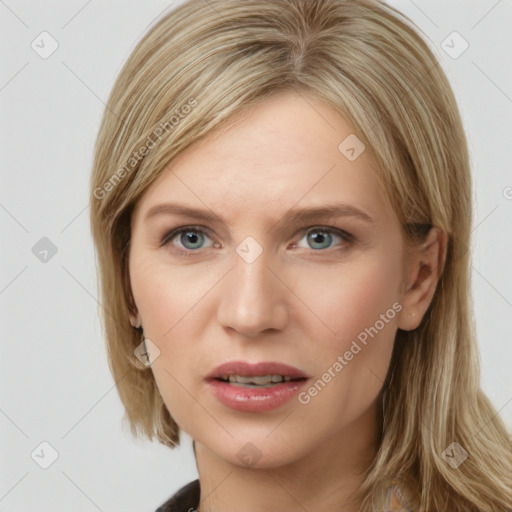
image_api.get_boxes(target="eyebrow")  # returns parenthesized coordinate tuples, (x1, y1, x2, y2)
(144, 202, 375, 229)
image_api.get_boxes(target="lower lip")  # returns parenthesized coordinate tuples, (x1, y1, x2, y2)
(207, 379, 308, 412)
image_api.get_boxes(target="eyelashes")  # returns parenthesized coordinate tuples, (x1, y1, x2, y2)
(160, 224, 355, 255)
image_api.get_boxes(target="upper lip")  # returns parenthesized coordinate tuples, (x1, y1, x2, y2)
(206, 361, 310, 380)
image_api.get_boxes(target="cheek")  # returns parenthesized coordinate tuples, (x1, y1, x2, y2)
(294, 255, 402, 350)
(129, 254, 223, 398)
(129, 255, 214, 429)
(291, 258, 401, 429)
(129, 253, 218, 339)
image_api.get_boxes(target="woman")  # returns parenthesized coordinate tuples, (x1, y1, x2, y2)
(89, 1, 512, 510)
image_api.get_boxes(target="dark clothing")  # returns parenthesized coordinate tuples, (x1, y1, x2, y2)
(154, 478, 413, 511)
(155, 479, 200, 512)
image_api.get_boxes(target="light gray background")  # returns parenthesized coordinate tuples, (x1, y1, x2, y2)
(1, 1, 511, 510)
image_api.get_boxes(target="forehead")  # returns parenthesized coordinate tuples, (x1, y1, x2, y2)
(135, 90, 391, 226)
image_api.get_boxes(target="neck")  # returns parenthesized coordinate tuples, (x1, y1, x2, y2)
(194, 403, 380, 512)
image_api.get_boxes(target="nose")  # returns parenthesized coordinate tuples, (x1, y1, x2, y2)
(216, 244, 289, 338)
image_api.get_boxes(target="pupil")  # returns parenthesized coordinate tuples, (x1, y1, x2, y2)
(183, 231, 201, 249)
(309, 231, 331, 249)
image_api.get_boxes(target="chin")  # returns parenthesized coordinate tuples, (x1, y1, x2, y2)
(211, 433, 312, 470)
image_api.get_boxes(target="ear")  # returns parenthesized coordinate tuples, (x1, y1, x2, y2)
(125, 282, 142, 329)
(123, 250, 142, 329)
(129, 312, 142, 329)
(397, 227, 448, 331)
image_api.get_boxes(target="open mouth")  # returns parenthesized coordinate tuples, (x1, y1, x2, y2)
(214, 374, 307, 388)
(207, 363, 311, 411)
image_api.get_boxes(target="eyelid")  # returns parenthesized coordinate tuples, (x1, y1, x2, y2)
(295, 225, 354, 241)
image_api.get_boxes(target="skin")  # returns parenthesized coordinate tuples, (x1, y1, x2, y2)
(128, 89, 447, 512)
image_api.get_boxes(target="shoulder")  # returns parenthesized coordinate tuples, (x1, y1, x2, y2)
(155, 479, 200, 512)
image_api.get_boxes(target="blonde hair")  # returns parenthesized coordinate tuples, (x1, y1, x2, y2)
(89, 1, 512, 510)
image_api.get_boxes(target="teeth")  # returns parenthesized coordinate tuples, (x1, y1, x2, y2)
(222, 374, 293, 385)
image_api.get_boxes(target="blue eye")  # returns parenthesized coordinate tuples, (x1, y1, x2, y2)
(296, 227, 352, 251)
(163, 227, 213, 252)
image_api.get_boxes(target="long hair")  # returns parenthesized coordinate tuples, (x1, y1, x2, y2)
(89, 1, 512, 510)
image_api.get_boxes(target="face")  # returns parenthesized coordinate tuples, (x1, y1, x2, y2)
(128, 89, 411, 469)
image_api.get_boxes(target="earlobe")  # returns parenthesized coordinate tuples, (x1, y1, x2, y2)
(398, 310, 417, 331)
(129, 312, 142, 329)
(130, 316, 141, 329)
(397, 227, 448, 331)
(126, 283, 142, 329)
